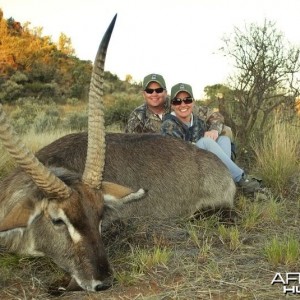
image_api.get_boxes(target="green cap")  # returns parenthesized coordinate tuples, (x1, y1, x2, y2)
(171, 83, 194, 99)
(143, 73, 166, 90)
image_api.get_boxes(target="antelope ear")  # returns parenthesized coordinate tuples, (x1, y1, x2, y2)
(0, 202, 33, 232)
(102, 181, 146, 208)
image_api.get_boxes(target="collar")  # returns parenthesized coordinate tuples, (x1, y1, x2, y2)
(171, 111, 194, 127)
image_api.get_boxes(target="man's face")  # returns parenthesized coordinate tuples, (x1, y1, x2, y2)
(143, 82, 167, 109)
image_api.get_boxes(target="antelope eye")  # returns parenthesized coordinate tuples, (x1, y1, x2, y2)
(52, 218, 65, 226)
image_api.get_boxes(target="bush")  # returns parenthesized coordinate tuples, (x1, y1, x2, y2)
(33, 109, 61, 133)
(63, 111, 88, 131)
(0, 80, 24, 102)
(66, 97, 80, 105)
(9, 98, 61, 133)
(104, 92, 143, 129)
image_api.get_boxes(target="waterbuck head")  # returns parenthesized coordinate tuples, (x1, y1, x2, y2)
(0, 14, 145, 292)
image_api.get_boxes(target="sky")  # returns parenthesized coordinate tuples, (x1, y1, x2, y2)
(1, 0, 300, 99)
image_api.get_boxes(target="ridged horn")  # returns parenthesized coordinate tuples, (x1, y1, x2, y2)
(82, 14, 117, 189)
(0, 104, 72, 199)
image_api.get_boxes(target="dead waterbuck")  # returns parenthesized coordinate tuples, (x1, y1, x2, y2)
(0, 15, 146, 292)
(0, 13, 236, 293)
(37, 132, 236, 227)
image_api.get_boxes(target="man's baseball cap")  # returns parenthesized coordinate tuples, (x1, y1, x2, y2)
(143, 73, 166, 90)
(171, 83, 194, 99)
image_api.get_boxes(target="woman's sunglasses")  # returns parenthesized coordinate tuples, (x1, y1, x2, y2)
(144, 87, 165, 94)
(171, 97, 194, 106)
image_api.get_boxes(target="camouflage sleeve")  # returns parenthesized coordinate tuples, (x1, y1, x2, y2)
(160, 119, 185, 140)
(195, 106, 224, 134)
(125, 111, 144, 133)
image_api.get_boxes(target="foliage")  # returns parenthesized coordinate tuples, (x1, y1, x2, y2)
(0, 79, 24, 101)
(0, 10, 93, 104)
(8, 97, 61, 133)
(104, 92, 143, 129)
(0, 9, 145, 134)
(0, 9, 144, 128)
(218, 224, 241, 251)
(33, 109, 61, 133)
(252, 117, 300, 196)
(219, 19, 300, 145)
(264, 234, 300, 266)
(129, 245, 170, 274)
(63, 111, 88, 131)
(57, 32, 75, 56)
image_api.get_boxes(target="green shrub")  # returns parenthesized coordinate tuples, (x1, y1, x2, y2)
(24, 82, 59, 98)
(33, 109, 61, 133)
(63, 111, 88, 131)
(66, 97, 80, 105)
(104, 92, 143, 129)
(10, 98, 39, 133)
(9, 98, 61, 133)
(0, 80, 24, 102)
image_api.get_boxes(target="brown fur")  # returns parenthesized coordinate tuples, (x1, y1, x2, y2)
(37, 132, 236, 225)
(0, 166, 143, 291)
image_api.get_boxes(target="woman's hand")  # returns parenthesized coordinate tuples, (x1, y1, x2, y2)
(204, 129, 219, 141)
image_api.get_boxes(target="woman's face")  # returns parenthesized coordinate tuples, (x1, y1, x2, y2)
(171, 91, 194, 122)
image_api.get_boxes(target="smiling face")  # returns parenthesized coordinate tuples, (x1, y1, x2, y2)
(143, 81, 167, 113)
(171, 91, 194, 124)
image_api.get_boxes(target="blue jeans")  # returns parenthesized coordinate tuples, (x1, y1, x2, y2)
(195, 136, 243, 182)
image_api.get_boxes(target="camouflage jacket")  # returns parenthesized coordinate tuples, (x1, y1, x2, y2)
(193, 105, 224, 134)
(125, 103, 170, 133)
(160, 113, 207, 143)
(125, 102, 225, 135)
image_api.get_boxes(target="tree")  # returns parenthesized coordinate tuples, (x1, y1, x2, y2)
(125, 74, 133, 83)
(58, 33, 75, 56)
(220, 19, 300, 144)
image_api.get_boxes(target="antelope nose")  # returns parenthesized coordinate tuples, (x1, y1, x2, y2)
(95, 281, 112, 291)
(95, 276, 115, 291)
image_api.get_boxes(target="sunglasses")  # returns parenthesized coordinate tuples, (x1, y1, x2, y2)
(171, 97, 194, 106)
(144, 87, 165, 94)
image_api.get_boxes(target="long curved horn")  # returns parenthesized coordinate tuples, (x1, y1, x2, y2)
(82, 14, 117, 189)
(0, 104, 72, 198)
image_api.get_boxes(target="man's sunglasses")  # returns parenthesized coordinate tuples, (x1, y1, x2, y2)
(171, 97, 194, 106)
(144, 87, 165, 94)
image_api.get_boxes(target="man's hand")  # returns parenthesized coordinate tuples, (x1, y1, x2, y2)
(204, 129, 219, 141)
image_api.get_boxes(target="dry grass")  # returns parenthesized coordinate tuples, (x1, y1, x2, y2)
(253, 117, 300, 196)
(0, 129, 72, 178)
(0, 110, 300, 299)
(1, 192, 299, 299)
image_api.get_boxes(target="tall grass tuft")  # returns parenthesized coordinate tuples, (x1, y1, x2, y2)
(131, 245, 171, 274)
(239, 196, 283, 231)
(252, 117, 299, 195)
(0, 129, 73, 178)
(264, 234, 300, 266)
(218, 224, 241, 251)
(113, 245, 171, 285)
